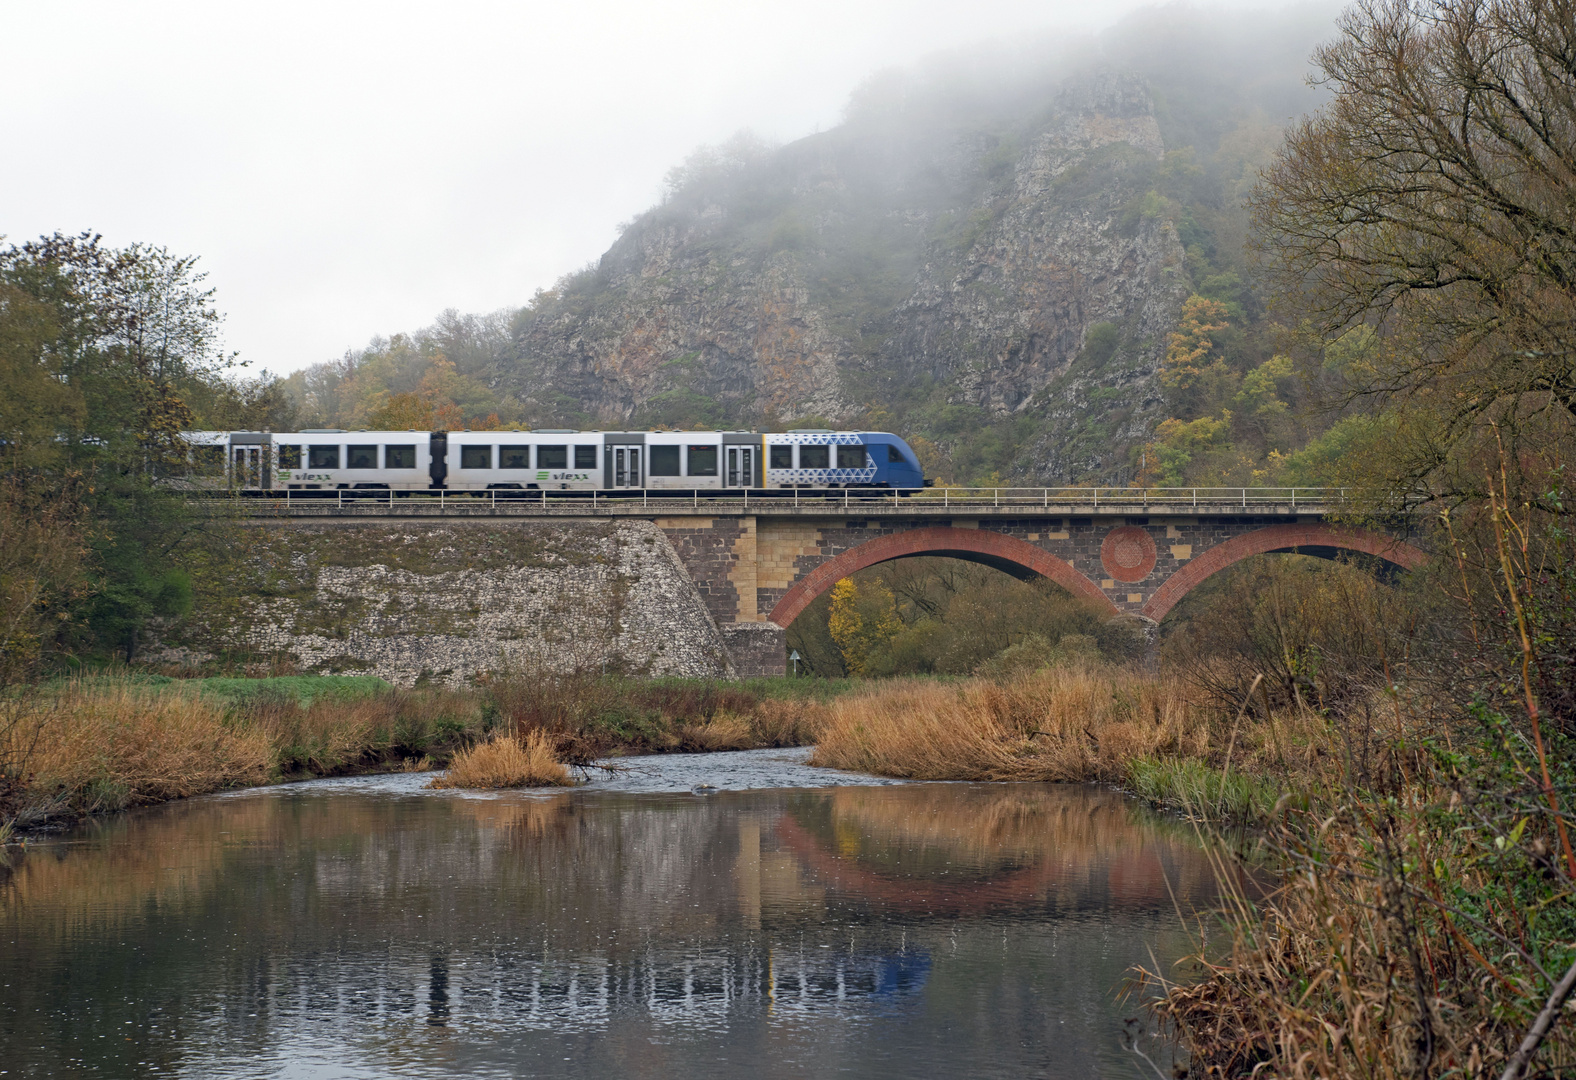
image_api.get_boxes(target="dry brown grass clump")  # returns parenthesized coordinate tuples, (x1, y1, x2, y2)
(673, 699, 826, 752)
(10, 682, 271, 817)
(428, 731, 571, 789)
(809, 664, 1205, 782)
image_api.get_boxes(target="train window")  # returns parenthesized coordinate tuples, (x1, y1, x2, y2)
(887, 446, 909, 464)
(538, 445, 567, 469)
(769, 445, 793, 469)
(309, 445, 340, 469)
(385, 445, 416, 469)
(799, 445, 829, 469)
(346, 445, 377, 469)
(499, 445, 530, 469)
(460, 445, 492, 469)
(278, 445, 301, 469)
(649, 446, 680, 476)
(195, 446, 225, 468)
(835, 445, 866, 468)
(574, 445, 597, 469)
(687, 445, 718, 476)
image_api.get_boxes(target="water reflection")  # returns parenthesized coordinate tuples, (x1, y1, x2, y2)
(0, 778, 1219, 1079)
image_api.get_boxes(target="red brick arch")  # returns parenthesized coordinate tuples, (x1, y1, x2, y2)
(1139, 523, 1429, 623)
(767, 525, 1118, 628)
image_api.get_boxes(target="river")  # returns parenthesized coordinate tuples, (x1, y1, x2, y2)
(0, 748, 1219, 1078)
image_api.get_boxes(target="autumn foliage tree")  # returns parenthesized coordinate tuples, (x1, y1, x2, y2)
(1251, 0, 1576, 504)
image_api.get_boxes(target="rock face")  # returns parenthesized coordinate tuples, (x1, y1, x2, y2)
(146, 521, 732, 686)
(502, 71, 1189, 483)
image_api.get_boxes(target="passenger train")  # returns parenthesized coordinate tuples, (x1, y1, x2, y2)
(179, 428, 931, 493)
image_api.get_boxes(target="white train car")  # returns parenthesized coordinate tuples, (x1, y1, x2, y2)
(178, 428, 928, 493)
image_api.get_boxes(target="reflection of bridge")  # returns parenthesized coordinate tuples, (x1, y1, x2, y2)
(226, 487, 1426, 676)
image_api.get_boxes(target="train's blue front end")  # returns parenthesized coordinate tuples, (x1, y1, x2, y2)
(860, 432, 929, 489)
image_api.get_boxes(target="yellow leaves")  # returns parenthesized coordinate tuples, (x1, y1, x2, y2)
(1162, 295, 1233, 391)
(828, 579, 862, 665)
(828, 577, 902, 676)
(1156, 414, 1231, 450)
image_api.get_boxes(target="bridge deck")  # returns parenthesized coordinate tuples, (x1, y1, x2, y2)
(201, 486, 1344, 520)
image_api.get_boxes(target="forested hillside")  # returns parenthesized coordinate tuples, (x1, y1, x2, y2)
(283, 4, 1343, 486)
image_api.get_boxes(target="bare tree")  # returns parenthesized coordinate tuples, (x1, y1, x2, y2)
(1252, 0, 1576, 501)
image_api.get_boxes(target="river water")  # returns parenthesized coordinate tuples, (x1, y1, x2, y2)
(0, 749, 1219, 1079)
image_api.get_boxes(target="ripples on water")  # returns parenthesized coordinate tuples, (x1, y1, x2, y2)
(0, 749, 1219, 1078)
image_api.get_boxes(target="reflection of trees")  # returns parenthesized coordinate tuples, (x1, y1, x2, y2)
(777, 785, 1222, 916)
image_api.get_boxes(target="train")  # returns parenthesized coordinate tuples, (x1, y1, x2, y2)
(178, 428, 931, 493)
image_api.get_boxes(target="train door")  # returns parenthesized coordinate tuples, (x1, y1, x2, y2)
(231, 446, 262, 489)
(610, 444, 642, 488)
(725, 445, 754, 488)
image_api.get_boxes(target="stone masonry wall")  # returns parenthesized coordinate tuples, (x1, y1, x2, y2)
(147, 519, 733, 687)
(662, 513, 1385, 629)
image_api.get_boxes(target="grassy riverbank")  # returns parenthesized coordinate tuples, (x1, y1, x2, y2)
(807, 665, 1330, 820)
(0, 661, 1358, 830)
(0, 671, 841, 831)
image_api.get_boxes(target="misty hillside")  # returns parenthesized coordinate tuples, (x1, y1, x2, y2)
(285, 4, 1339, 485)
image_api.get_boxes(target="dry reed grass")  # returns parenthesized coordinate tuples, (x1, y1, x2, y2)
(481, 663, 830, 759)
(671, 700, 826, 752)
(241, 687, 481, 775)
(810, 664, 1207, 782)
(12, 682, 271, 816)
(428, 731, 571, 789)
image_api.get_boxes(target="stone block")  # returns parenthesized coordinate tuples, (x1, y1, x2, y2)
(720, 623, 786, 678)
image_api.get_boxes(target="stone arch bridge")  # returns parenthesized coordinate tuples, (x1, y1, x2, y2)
(232, 491, 1427, 679)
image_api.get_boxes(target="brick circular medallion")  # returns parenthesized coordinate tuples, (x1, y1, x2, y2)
(1101, 526, 1157, 583)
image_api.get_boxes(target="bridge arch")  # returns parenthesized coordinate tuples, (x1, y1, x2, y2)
(1138, 522, 1428, 623)
(767, 525, 1118, 628)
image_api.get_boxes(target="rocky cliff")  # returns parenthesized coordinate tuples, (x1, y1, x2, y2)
(275, 9, 1331, 485)
(499, 70, 1189, 484)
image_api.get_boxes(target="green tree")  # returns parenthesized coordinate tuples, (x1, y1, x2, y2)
(0, 232, 232, 660)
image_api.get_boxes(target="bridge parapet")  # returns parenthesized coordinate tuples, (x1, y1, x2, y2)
(205, 486, 1350, 520)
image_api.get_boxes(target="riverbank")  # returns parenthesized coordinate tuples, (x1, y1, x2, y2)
(2, 662, 1334, 834)
(801, 666, 1576, 1077)
(3, 664, 1315, 835)
(806, 665, 1342, 820)
(7, 663, 1569, 1077)
(0, 672, 842, 833)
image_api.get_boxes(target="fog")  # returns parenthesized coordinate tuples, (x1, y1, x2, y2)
(1, 0, 1329, 375)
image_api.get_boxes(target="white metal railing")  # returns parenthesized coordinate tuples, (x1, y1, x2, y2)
(204, 486, 1350, 513)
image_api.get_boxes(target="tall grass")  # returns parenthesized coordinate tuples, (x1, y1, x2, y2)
(808, 664, 1210, 781)
(0, 671, 844, 828)
(428, 731, 570, 789)
(11, 681, 272, 819)
(1, 676, 490, 826)
(810, 664, 1201, 782)
(483, 665, 826, 761)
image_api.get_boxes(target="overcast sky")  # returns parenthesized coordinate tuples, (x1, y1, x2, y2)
(3, 0, 1304, 376)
